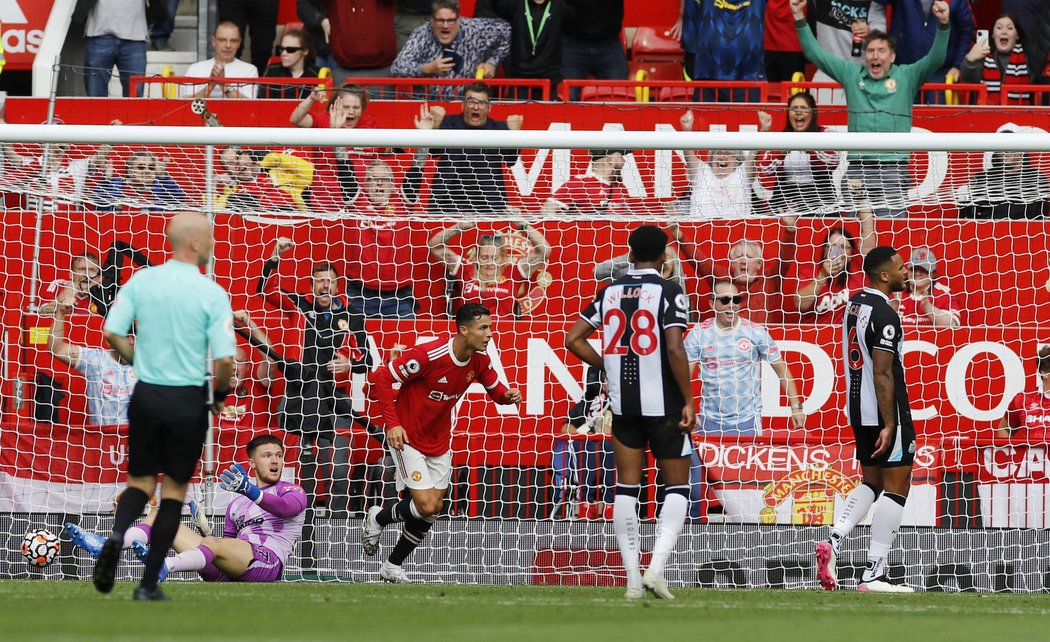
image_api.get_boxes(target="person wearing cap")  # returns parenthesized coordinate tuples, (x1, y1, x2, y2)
(541, 149, 626, 215)
(957, 126, 1050, 219)
(679, 110, 756, 219)
(894, 246, 962, 327)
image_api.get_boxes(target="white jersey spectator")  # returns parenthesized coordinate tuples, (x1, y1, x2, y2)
(75, 347, 137, 425)
(684, 281, 805, 433)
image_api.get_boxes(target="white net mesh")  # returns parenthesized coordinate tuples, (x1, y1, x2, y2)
(2, 111, 1050, 590)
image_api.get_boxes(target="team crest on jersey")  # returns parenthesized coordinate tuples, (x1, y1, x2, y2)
(737, 338, 751, 352)
(411, 471, 422, 482)
(885, 78, 897, 93)
(466, 371, 475, 384)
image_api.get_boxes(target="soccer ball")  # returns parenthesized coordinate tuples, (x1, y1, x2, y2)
(21, 528, 60, 567)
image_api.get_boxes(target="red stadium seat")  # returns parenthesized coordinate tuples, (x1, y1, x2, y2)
(632, 26, 684, 63)
(629, 61, 684, 82)
(579, 86, 637, 102)
(657, 86, 694, 102)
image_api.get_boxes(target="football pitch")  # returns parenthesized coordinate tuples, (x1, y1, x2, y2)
(2, 581, 1050, 641)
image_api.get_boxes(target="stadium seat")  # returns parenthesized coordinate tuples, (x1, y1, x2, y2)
(631, 27, 684, 63)
(579, 86, 637, 102)
(628, 61, 684, 82)
(657, 86, 694, 102)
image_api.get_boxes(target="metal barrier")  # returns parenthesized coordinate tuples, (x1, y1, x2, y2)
(559, 79, 769, 103)
(130, 75, 336, 100)
(780, 80, 990, 105)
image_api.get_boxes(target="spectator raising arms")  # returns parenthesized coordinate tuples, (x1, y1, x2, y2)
(391, 0, 512, 100)
(47, 302, 137, 426)
(791, 0, 952, 217)
(755, 91, 841, 215)
(261, 29, 320, 100)
(290, 85, 378, 211)
(960, 14, 1033, 105)
(997, 346, 1050, 440)
(792, 181, 876, 323)
(428, 221, 551, 319)
(41, 242, 153, 318)
(416, 82, 524, 215)
(182, 21, 258, 99)
(681, 110, 755, 219)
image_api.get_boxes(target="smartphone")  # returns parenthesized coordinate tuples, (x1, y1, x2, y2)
(441, 48, 463, 74)
(976, 29, 989, 45)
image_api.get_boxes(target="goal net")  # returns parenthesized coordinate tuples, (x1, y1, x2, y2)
(2, 112, 1050, 591)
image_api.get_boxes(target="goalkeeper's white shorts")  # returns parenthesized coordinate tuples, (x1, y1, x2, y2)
(390, 443, 452, 491)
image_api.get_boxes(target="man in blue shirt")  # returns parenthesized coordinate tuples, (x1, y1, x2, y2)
(93, 212, 235, 601)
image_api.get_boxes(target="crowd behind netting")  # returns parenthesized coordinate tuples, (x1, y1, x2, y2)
(8, 0, 1050, 525)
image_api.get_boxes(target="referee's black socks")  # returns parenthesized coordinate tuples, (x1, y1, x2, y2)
(111, 487, 151, 542)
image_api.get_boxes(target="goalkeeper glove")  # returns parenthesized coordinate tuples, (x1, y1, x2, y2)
(219, 463, 262, 504)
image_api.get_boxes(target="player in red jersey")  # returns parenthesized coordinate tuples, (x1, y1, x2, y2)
(998, 346, 1050, 441)
(363, 303, 522, 582)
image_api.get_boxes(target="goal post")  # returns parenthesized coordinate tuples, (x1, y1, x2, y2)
(1, 123, 1049, 590)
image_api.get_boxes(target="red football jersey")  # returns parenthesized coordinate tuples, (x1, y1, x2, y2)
(549, 173, 613, 214)
(216, 379, 277, 433)
(370, 337, 509, 456)
(452, 259, 530, 319)
(1005, 391, 1050, 441)
(344, 192, 415, 290)
(795, 261, 865, 324)
(895, 283, 963, 326)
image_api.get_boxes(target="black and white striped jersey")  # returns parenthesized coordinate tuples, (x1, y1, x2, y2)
(842, 287, 913, 431)
(580, 268, 690, 417)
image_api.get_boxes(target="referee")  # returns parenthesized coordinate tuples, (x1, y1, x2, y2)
(94, 212, 236, 601)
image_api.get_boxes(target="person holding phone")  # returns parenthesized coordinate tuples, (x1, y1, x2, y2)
(791, 182, 877, 324)
(960, 14, 1033, 105)
(391, 0, 511, 100)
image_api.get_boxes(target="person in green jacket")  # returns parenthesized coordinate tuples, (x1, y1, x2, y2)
(790, 0, 952, 217)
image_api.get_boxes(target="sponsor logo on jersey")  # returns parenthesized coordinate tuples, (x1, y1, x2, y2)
(438, 377, 448, 384)
(428, 390, 462, 402)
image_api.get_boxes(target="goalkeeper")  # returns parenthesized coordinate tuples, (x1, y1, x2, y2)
(69, 435, 306, 583)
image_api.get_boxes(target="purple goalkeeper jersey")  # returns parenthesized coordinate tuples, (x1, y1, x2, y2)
(223, 480, 307, 565)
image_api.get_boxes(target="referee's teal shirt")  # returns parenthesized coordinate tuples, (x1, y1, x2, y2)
(104, 260, 236, 386)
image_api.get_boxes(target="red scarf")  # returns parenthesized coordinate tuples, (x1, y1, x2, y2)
(983, 44, 1030, 104)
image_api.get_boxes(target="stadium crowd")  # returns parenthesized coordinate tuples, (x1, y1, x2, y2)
(9, 0, 1050, 530)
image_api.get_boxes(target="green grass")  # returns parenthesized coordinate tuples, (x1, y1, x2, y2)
(2, 580, 1050, 641)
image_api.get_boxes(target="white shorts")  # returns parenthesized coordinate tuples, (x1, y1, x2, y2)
(390, 443, 452, 491)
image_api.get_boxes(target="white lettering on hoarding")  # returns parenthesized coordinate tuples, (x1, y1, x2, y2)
(945, 342, 1025, 421)
(903, 340, 939, 420)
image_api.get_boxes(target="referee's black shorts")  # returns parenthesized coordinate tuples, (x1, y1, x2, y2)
(127, 382, 208, 483)
(612, 414, 693, 460)
(851, 422, 916, 468)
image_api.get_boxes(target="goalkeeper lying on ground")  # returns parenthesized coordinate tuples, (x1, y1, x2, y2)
(67, 434, 306, 582)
